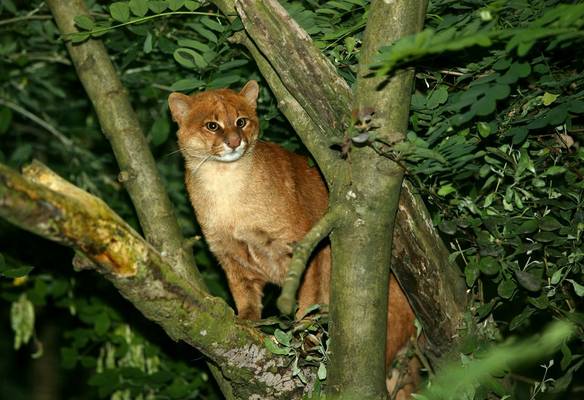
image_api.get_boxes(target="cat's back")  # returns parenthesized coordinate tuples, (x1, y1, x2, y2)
(252, 141, 328, 223)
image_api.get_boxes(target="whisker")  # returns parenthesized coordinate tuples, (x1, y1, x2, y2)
(190, 155, 211, 174)
(163, 149, 183, 158)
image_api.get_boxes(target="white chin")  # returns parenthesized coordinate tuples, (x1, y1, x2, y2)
(214, 141, 246, 162)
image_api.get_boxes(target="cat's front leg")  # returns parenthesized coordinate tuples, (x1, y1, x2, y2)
(220, 255, 266, 320)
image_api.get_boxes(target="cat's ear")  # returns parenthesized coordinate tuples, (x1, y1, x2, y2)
(168, 93, 192, 125)
(240, 80, 259, 108)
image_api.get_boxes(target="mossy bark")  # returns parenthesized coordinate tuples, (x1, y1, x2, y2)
(0, 162, 316, 399)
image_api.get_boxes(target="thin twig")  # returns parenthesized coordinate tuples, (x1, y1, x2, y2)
(0, 14, 53, 26)
(277, 203, 348, 315)
(0, 97, 73, 147)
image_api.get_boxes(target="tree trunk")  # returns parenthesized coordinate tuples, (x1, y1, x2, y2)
(325, 1, 427, 397)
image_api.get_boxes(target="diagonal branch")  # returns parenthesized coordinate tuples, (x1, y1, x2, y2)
(277, 203, 348, 315)
(46, 0, 203, 291)
(0, 161, 315, 399)
(234, 0, 352, 140)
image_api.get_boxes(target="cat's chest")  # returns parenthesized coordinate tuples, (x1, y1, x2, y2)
(188, 162, 255, 228)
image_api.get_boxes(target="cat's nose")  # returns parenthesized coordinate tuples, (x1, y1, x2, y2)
(225, 135, 241, 149)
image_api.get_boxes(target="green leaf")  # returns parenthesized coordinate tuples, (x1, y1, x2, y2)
(11, 294, 35, 350)
(543, 165, 566, 176)
(542, 92, 559, 106)
(94, 312, 110, 336)
(150, 116, 170, 146)
(173, 48, 207, 69)
(465, 262, 480, 287)
(0, 107, 12, 134)
(438, 220, 457, 235)
(550, 268, 564, 285)
(567, 279, 584, 297)
(192, 25, 217, 43)
(177, 38, 210, 52)
(274, 329, 291, 346)
(69, 32, 90, 43)
(318, 362, 327, 380)
(528, 294, 550, 310)
(167, 0, 185, 11)
(477, 122, 491, 138)
(110, 2, 130, 22)
(539, 216, 562, 231)
(143, 32, 153, 53)
(149, 1, 168, 13)
(129, 0, 149, 17)
(515, 270, 541, 292)
(0, 266, 34, 278)
(533, 231, 559, 242)
(509, 307, 534, 330)
(74, 15, 95, 30)
(263, 337, 290, 355)
(479, 256, 500, 276)
(426, 86, 448, 109)
(184, 0, 199, 11)
(437, 183, 456, 197)
(497, 279, 516, 299)
(490, 84, 511, 100)
(201, 17, 225, 32)
(170, 78, 204, 91)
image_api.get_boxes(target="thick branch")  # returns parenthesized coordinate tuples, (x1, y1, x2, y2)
(235, 0, 352, 139)
(277, 204, 347, 315)
(392, 182, 467, 361)
(0, 161, 315, 399)
(46, 0, 203, 290)
(327, 1, 428, 397)
(229, 32, 341, 182)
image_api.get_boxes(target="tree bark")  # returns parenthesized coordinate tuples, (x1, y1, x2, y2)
(46, 0, 203, 291)
(0, 161, 316, 399)
(325, 1, 428, 398)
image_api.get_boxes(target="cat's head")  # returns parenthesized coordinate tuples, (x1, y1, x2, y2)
(168, 80, 260, 164)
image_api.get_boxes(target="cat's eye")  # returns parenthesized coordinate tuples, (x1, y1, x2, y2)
(236, 118, 247, 128)
(206, 122, 219, 131)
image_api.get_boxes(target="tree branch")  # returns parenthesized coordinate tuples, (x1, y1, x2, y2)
(234, 0, 352, 140)
(277, 203, 347, 315)
(228, 32, 342, 182)
(0, 161, 315, 399)
(46, 0, 203, 291)
(392, 182, 467, 361)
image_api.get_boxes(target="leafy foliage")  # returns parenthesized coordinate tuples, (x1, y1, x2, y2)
(370, 0, 584, 397)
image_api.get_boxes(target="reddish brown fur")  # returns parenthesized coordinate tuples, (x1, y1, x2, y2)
(169, 82, 417, 390)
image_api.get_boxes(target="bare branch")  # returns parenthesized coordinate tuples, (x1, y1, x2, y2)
(277, 203, 347, 315)
(46, 0, 203, 291)
(235, 0, 352, 139)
